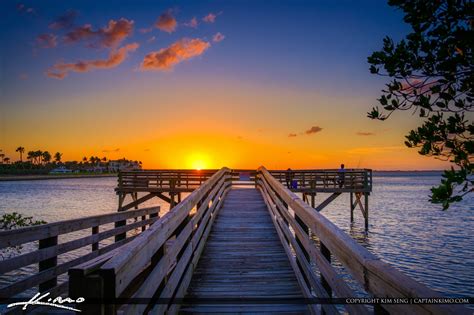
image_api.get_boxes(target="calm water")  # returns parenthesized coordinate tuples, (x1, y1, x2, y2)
(0, 173, 473, 301)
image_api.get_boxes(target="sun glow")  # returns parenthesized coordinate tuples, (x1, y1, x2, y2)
(187, 152, 210, 170)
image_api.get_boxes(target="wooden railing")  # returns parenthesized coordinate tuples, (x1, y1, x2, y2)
(256, 167, 467, 315)
(69, 167, 232, 314)
(116, 169, 220, 192)
(269, 169, 372, 192)
(0, 207, 159, 300)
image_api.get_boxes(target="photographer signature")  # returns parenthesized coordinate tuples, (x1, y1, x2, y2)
(7, 292, 85, 312)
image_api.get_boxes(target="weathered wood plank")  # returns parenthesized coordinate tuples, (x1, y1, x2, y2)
(182, 188, 309, 314)
(0, 206, 159, 248)
(258, 167, 469, 315)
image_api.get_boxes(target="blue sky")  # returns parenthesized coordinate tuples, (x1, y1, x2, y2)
(1, 1, 445, 170)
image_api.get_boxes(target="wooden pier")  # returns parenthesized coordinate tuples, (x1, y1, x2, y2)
(0, 167, 468, 314)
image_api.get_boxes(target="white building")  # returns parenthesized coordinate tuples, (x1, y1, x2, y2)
(49, 166, 72, 174)
(108, 159, 141, 172)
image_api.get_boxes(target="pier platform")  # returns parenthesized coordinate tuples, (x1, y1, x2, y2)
(1, 167, 468, 315)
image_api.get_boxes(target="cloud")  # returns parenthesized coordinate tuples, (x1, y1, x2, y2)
(356, 131, 375, 136)
(184, 17, 198, 28)
(46, 42, 139, 79)
(36, 33, 57, 48)
(18, 73, 29, 80)
(49, 10, 78, 30)
(102, 148, 120, 153)
(141, 38, 210, 71)
(213, 32, 225, 42)
(139, 27, 153, 34)
(305, 126, 323, 135)
(203, 13, 217, 23)
(288, 125, 323, 137)
(147, 36, 156, 43)
(155, 10, 177, 33)
(17, 3, 35, 15)
(64, 18, 134, 48)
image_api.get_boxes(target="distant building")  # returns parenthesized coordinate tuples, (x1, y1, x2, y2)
(49, 166, 72, 174)
(108, 159, 141, 172)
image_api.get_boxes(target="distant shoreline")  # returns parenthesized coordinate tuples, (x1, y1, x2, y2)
(0, 174, 117, 181)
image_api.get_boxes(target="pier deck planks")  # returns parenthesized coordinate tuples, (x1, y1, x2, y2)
(181, 188, 309, 314)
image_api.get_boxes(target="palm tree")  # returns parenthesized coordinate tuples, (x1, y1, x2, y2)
(27, 151, 35, 163)
(0, 153, 4, 164)
(16, 146, 25, 162)
(3, 157, 10, 164)
(54, 152, 62, 163)
(42, 151, 52, 164)
(102, 157, 107, 162)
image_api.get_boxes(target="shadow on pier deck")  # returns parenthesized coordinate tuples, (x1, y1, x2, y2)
(1, 167, 469, 315)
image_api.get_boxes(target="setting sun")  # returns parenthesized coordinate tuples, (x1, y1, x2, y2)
(187, 152, 210, 170)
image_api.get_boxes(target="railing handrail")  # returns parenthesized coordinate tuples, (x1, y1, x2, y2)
(0, 207, 159, 299)
(0, 206, 159, 249)
(66, 166, 233, 314)
(257, 166, 467, 315)
(104, 167, 229, 274)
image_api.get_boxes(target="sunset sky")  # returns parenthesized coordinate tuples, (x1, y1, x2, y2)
(0, 1, 452, 170)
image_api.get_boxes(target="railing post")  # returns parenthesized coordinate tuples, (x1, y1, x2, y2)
(320, 241, 332, 299)
(92, 226, 99, 251)
(115, 201, 127, 242)
(38, 236, 58, 292)
(118, 172, 123, 189)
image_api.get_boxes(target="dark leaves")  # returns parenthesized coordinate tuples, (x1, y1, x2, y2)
(369, 0, 473, 209)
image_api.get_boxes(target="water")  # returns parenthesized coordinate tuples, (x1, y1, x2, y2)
(0, 173, 472, 301)
(314, 172, 474, 299)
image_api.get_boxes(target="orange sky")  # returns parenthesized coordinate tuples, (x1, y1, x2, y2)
(0, 2, 454, 170)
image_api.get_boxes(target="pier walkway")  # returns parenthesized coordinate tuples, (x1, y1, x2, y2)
(1, 167, 468, 315)
(182, 188, 307, 313)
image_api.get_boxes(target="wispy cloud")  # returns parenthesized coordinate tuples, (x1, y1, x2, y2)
(102, 148, 120, 153)
(203, 12, 219, 23)
(289, 125, 323, 137)
(139, 27, 153, 34)
(140, 38, 210, 71)
(305, 126, 323, 135)
(184, 17, 198, 28)
(17, 3, 36, 15)
(46, 42, 139, 79)
(36, 33, 57, 48)
(49, 10, 78, 30)
(356, 131, 375, 136)
(155, 10, 177, 33)
(64, 18, 134, 48)
(213, 32, 225, 42)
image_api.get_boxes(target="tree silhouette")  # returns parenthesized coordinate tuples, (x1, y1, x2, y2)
(15, 146, 25, 162)
(54, 152, 62, 163)
(368, 0, 473, 209)
(42, 151, 52, 164)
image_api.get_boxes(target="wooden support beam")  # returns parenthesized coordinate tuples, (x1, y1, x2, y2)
(364, 193, 369, 230)
(350, 192, 354, 222)
(314, 192, 341, 212)
(38, 236, 58, 292)
(320, 241, 332, 301)
(120, 193, 154, 212)
(92, 226, 99, 251)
